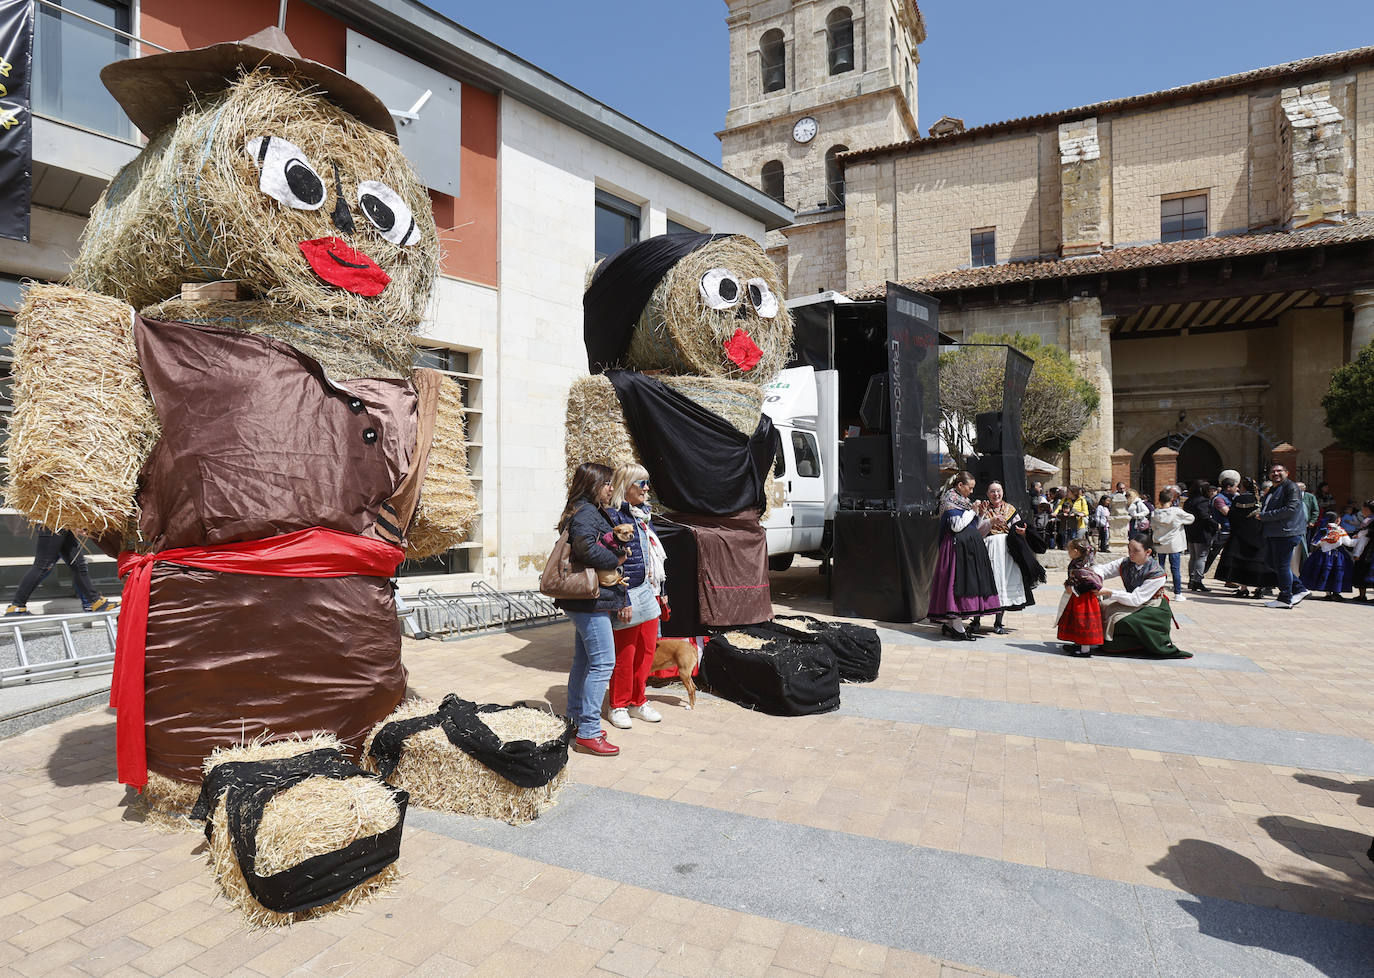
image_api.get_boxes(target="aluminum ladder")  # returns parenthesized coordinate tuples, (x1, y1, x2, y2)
(0, 609, 120, 687)
(405, 582, 563, 641)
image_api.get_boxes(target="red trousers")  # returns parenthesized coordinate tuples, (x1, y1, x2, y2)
(610, 618, 659, 709)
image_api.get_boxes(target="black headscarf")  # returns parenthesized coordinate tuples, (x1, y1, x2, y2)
(583, 232, 729, 374)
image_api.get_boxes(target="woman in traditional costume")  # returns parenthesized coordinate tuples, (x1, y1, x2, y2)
(1214, 477, 1276, 598)
(1093, 533, 1191, 658)
(1299, 511, 1355, 600)
(1351, 500, 1373, 602)
(926, 471, 1000, 641)
(971, 481, 1043, 635)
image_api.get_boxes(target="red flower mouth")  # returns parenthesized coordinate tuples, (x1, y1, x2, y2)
(299, 237, 390, 296)
(723, 327, 763, 371)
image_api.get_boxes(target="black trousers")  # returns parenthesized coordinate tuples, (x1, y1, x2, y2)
(12, 529, 98, 608)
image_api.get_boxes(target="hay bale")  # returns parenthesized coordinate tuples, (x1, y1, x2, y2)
(623, 235, 792, 383)
(406, 375, 479, 560)
(701, 625, 840, 716)
(199, 734, 401, 928)
(563, 374, 763, 489)
(360, 698, 570, 826)
(70, 71, 437, 360)
(5, 285, 160, 535)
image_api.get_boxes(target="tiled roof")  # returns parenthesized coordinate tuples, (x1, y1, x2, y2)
(846, 217, 1374, 299)
(842, 46, 1374, 162)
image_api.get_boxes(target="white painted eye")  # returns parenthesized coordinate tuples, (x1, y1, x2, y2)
(746, 278, 779, 318)
(245, 136, 325, 210)
(357, 180, 420, 246)
(700, 268, 742, 310)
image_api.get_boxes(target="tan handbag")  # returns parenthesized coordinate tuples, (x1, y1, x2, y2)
(539, 529, 599, 600)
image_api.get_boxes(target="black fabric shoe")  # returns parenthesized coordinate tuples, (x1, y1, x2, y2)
(992, 625, 1010, 635)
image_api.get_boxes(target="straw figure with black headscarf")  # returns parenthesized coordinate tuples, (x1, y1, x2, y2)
(567, 234, 793, 636)
(4, 29, 478, 816)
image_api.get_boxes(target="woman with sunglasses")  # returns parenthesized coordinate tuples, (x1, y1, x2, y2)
(605, 464, 669, 730)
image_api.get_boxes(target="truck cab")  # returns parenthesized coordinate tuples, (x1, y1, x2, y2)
(761, 366, 835, 565)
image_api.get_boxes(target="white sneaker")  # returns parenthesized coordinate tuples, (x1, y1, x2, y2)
(1289, 590, 1309, 605)
(1264, 599, 1291, 608)
(1172, 593, 1187, 602)
(608, 707, 632, 729)
(628, 703, 662, 723)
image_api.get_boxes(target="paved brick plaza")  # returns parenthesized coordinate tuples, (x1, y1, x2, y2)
(1, 563, 1372, 977)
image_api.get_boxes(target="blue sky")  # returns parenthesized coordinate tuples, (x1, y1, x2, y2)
(428, 1, 1374, 165)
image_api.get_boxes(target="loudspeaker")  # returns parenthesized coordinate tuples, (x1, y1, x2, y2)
(968, 453, 1012, 494)
(840, 435, 893, 496)
(833, 511, 908, 620)
(859, 373, 890, 432)
(975, 411, 1003, 453)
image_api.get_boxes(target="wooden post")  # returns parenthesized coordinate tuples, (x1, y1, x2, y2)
(1321, 443, 1354, 506)
(1151, 446, 1179, 501)
(1271, 442, 1299, 476)
(1110, 448, 1133, 491)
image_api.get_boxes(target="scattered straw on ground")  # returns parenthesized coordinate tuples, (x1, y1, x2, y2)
(564, 374, 762, 490)
(360, 699, 567, 826)
(722, 632, 771, 650)
(5, 285, 160, 536)
(406, 375, 479, 559)
(201, 732, 399, 928)
(624, 235, 792, 382)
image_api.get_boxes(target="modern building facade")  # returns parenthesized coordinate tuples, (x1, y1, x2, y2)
(0, 0, 790, 602)
(721, 0, 1374, 498)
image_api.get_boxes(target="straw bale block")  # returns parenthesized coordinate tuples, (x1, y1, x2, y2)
(407, 375, 479, 559)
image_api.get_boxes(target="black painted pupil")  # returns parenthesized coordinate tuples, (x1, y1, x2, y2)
(362, 194, 395, 232)
(285, 160, 324, 205)
(718, 277, 738, 302)
(748, 283, 763, 307)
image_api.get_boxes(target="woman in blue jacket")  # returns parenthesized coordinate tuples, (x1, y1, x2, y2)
(556, 462, 630, 756)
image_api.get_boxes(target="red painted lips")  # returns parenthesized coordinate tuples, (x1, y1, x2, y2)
(299, 237, 391, 296)
(723, 327, 763, 371)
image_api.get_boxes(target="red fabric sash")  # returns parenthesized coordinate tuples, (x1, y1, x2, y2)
(112, 527, 405, 789)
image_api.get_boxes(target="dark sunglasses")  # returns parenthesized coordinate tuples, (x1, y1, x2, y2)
(632, 480, 651, 490)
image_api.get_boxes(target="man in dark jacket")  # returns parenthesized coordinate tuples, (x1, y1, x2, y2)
(1257, 463, 1311, 608)
(1184, 482, 1220, 592)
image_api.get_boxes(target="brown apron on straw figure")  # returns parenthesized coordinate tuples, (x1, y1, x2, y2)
(130, 316, 440, 782)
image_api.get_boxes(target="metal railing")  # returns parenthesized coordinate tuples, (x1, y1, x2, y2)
(405, 584, 563, 641)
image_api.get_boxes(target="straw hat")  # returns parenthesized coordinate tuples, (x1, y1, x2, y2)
(101, 26, 396, 140)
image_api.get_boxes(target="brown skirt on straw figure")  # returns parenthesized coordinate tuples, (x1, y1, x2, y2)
(361, 697, 573, 825)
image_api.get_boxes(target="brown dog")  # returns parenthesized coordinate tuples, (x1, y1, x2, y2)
(650, 639, 698, 710)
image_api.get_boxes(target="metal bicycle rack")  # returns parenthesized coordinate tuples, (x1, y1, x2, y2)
(404, 582, 564, 641)
(0, 610, 120, 687)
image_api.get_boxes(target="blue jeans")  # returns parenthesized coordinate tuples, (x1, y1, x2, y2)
(1164, 551, 1182, 594)
(565, 610, 616, 740)
(1265, 535, 1309, 603)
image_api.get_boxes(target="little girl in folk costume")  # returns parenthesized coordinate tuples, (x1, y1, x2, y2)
(1300, 511, 1356, 600)
(1057, 538, 1103, 657)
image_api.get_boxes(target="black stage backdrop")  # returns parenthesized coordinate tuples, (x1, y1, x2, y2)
(0, 0, 32, 242)
(885, 285, 942, 621)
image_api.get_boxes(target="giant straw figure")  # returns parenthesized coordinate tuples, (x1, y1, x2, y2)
(5, 29, 477, 810)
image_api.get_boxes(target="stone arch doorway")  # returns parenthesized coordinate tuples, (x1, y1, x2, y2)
(1140, 434, 1223, 501)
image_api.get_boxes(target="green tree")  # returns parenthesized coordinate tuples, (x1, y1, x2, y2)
(938, 332, 1100, 463)
(1322, 342, 1374, 454)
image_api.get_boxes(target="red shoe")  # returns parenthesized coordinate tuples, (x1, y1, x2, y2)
(573, 733, 619, 756)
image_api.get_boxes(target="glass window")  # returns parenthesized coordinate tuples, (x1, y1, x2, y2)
(825, 146, 849, 207)
(1161, 194, 1207, 242)
(33, 0, 134, 140)
(970, 229, 996, 267)
(792, 431, 821, 478)
(594, 189, 641, 261)
(761, 160, 784, 205)
(760, 29, 786, 93)
(827, 8, 855, 75)
(667, 219, 700, 236)
(773, 437, 786, 478)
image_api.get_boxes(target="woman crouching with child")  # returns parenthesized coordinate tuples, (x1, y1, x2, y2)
(1054, 533, 1189, 659)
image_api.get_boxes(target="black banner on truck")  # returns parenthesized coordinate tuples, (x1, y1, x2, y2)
(0, 0, 33, 242)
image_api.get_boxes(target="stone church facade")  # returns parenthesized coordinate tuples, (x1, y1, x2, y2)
(720, 1, 1374, 499)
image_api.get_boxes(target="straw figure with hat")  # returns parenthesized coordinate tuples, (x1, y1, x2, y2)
(4, 28, 478, 814)
(566, 234, 793, 634)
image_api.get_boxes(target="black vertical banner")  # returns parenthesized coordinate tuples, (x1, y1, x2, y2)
(0, 0, 32, 243)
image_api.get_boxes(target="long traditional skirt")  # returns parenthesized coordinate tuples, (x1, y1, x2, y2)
(985, 533, 1028, 611)
(1300, 547, 1354, 593)
(1057, 593, 1103, 645)
(1101, 597, 1190, 658)
(927, 534, 1001, 620)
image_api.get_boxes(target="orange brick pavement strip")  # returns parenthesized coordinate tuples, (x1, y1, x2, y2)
(0, 571, 1371, 975)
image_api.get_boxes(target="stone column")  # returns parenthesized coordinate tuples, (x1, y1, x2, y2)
(1271, 442, 1299, 474)
(1321, 443, 1354, 506)
(1065, 298, 1112, 488)
(1152, 446, 1178, 498)
(1351, 291, 1374, 355)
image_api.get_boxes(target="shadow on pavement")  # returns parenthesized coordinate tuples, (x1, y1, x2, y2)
(45, 715, 115, 787)
(1293, 773, 1374, 809)
(1259, 814, 1374, 884)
